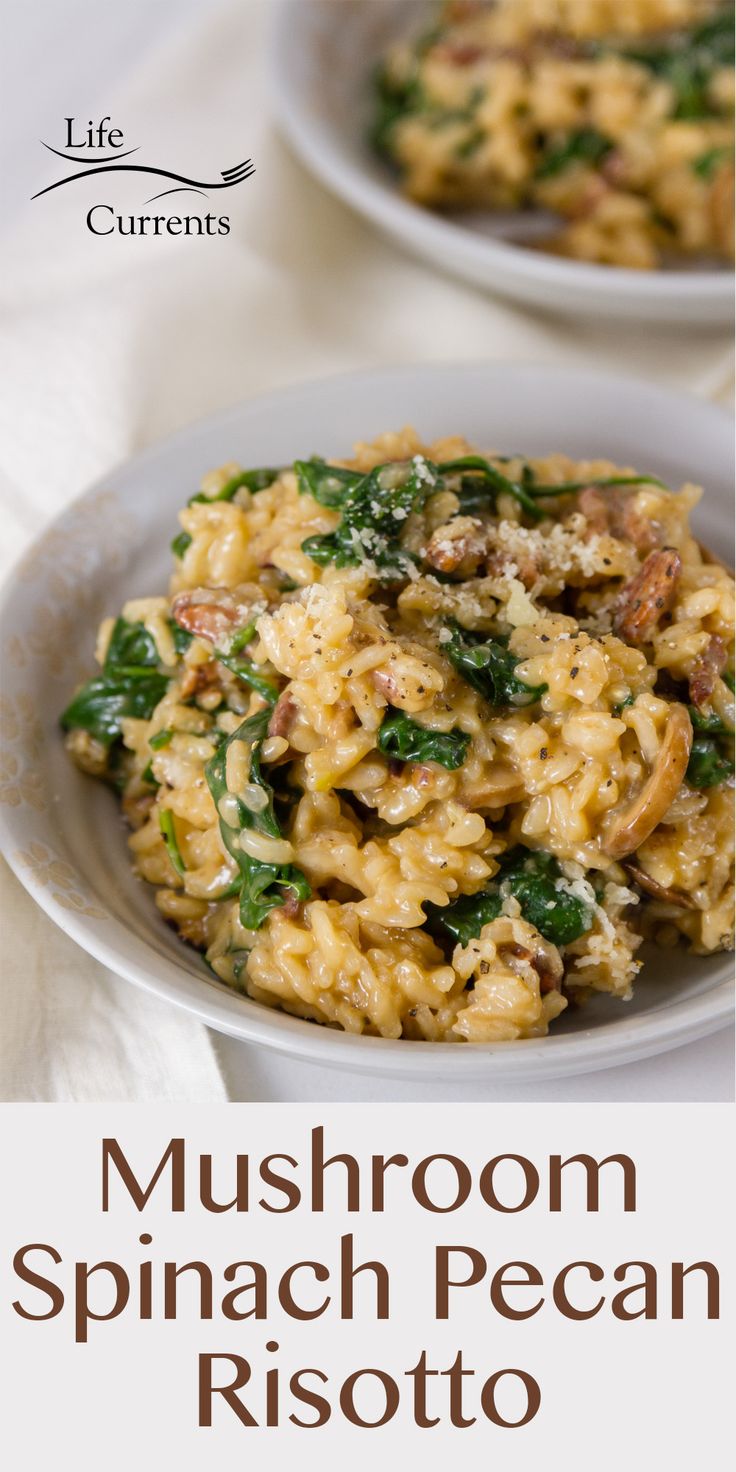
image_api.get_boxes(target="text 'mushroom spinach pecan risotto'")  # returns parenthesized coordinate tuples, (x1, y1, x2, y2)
(62, 430, 735, 1041)
(372, 0, 735, 269)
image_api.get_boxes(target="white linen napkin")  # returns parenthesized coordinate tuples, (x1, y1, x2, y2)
(0, 0, 732, 1101)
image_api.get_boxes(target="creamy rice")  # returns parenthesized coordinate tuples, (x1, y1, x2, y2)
(62, 428, 735, 1042)
(373, 0, 735, 268)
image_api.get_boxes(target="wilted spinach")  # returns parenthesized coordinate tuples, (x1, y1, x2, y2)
(521, 472, 666, 497)
(173, 470, 279, 562)
(302, 456, 443, 577)
(688, 706, 732, 735)
(686, 734, 735, 788)
(618, 10, 735, 119)
(692, 143, 734, 178)
(295, 457, 363, 508)
(445, 625, 547, 709)
(149, 728, 174, 750)
(188, 466, 280, 506)
(371, 59, 427, 157)
(159, 809, 186, 876)
(535, 128, 613, 179)
(61, 617, 170, 747)
(205, 708, 311, 930)
(105, 617, 158, 667)
(171, 530, 192, 559)
(426, 848, 593, 949)
(299, 452, 558, 577)
(377, 708, 470, 770)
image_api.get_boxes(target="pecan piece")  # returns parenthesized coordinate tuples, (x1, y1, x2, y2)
(267, 691, 297, 739)
(435, 41, 488, 65)
(180, 661, 219, 700)
(424, 516, 488, 577)
(171, 585, 263, 648)
(689, 635, 728, 709)
(172, 591, 240, 646)
(613, 547, 681, 644)
(578, 485, 659, 554)
(486, 547, 539, 590)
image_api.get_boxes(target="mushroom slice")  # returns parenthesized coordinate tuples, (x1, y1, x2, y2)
(603, 704, 693, 860)
(623, 861, 698, 911)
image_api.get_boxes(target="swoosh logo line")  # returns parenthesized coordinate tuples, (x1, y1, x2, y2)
(31, 159, 255, 201)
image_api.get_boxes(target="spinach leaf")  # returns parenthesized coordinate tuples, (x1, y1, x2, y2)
(427, 847, 593, 949)
(438, 455, 543, 520)
(295, 457, 363, 508)
(455, 126, 486, 159)
(159, 809, 186, 876)
(215, 651, 279, 705)
(302, 456, 442, 577)
(686, 735, 735, 788)
(107, 615, 191, 665)
(105, 617, 158, 668)
(427, 888, 503, 948)
(205, 708, 311, 930)
(371, 61, 426, 157)
(620, 11, 735, 119)
(522, 473, 666, 497)
(170, 621, 193, 658)
(171, 530, 192, 559)
(60, 617, 183, 746)
(445, 625, 547, 709)
(692, 143, 734, 178)
(535, 128, 613, 179)
(188, 466, 279, 506)
(61, 670, 168, 746)
(149, 728, 174, 750)
(377, 708, 470, 770)
(688, 706, 732, 735)
(204, 618, 279, 705)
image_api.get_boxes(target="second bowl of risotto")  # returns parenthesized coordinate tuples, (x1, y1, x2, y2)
(0, 364, 732, 1079)
(273, 0, 735, 320)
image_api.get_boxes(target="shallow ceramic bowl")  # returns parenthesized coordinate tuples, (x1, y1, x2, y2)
(271, 0, 734, 324)
(0, 364, 733, 1081)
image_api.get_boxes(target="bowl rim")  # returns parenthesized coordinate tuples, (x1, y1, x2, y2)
(0, 359, 733, 1083)
(270, 0, 735, 311)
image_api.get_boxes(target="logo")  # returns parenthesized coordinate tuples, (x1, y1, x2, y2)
(32, 117, 255, 237)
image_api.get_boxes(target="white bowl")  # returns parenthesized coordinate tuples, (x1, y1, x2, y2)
(271, 0, 734, 324)
(0, 363, 733, 1082)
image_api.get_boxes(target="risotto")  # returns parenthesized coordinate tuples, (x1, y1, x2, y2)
(373, 0, 735, 268)
(62, 428, 735, 1042)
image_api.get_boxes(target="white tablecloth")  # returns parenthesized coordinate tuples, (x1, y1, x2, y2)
(0, 0, 732, 1102)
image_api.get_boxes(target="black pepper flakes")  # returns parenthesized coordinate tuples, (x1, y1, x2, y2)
(570, 666, 579, 679)
(479, 960, 490, 974)
(539, 746, 548, 759)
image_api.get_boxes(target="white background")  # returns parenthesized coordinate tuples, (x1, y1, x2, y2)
(0, 0, 733, 1102)
(0, 1104, 733, 1468)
